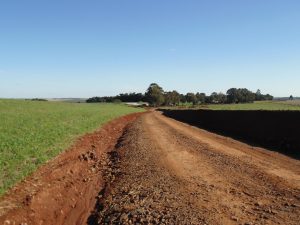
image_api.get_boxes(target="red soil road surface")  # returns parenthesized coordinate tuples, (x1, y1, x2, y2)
(1, 111, 300, 224)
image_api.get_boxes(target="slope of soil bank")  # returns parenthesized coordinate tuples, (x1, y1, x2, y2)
(0, 112, 143, 225)
(160, 109, 300, 159)
(92, 112, 300, 225)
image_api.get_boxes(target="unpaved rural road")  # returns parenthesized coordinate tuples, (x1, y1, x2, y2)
(1, 111, 300, 225)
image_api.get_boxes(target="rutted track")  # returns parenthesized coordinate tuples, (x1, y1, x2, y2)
(1, 111, 300, 225)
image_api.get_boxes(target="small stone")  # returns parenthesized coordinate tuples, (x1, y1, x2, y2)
(120, 213, 128, 221)
(230, 216, 238, 221)
(263, 215, 269, 220)
(97, 194, 103, 199)
(255, 202, 262, 207)
(83, 178, 89, 182)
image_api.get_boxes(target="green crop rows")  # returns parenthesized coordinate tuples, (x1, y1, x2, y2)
(0, 99, 143, 195)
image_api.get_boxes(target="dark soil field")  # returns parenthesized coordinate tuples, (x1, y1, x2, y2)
(161, 109, 300, 159)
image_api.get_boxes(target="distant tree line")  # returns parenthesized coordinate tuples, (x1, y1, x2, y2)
(86, 83, 273, 106)
(86, 93, 145, 103)
(29, 98, 48, 101)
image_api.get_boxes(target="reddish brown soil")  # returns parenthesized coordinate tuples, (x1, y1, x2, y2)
(1, 111, 300, 225)
(0, 112, 143, 225)
(92, 111, 300, 225)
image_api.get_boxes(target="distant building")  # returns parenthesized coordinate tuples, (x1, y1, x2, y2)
(125, 102, 149, 107)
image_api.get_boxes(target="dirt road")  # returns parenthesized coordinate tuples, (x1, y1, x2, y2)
(92, 111, 300, 225)
(1, 111, 300, 225)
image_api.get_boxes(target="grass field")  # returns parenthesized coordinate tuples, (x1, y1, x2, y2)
(206, 101, 300, 111)
(0, 99, 143, 195)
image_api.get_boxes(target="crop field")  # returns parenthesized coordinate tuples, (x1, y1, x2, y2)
(206, 101, 300, 110)
(0, 99, 143, 195)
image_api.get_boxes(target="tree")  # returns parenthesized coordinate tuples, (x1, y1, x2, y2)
(205, 95, 212, 104)
(264, 94, 273, 101)
(87, 84, 273, 106)
(255, 89, 262, 101)
(226, 88, 255, 103)
(254, 89, 274, 101)
(210, 92, 219, 103)
(179, 94, 187, 104)
(289, 95, 294, 100)
(164, 91, 180, 106)
(145, 83, 165, 106)
(164, 92, 172, 106)
(185, 93, 198, 105)
(171, 90, 180, 105)
(239, 88, 255, 103)
(196, 92, 206, 104)
(86, 96, 105, 103)
(207, 92, 226, 104)
(217, 92, 227, 104)
(117, 92, 144, 102)
(226, 88, 239, 103)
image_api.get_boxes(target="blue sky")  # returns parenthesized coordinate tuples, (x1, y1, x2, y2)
(0, 0, 299, 98)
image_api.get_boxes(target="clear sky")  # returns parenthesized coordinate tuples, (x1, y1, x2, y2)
(0, 0, 299, 98)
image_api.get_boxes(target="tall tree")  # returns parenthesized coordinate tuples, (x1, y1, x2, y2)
(145, 83, 165, 106)
(255, 89, 262, 101)
(226, 88, 255, 103)
(196, 92, 206, 104)
(171, 90, 180, 105)
(180, 94, 187, 104)
(226, 88, 239, 103)
(217, 92, 227, 103)
(164, 90, 180, 106)
(185, 93, 198, 105)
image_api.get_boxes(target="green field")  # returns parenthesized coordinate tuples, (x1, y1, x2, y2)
(206, 101, 300, 111)
(0, 99, 143, 195)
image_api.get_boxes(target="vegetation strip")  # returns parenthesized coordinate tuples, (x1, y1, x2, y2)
(0, 99, 143, 195)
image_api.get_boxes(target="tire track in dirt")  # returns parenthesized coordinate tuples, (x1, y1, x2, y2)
(92, 111, 300, 225)
(149, 112, 300, 224)
(158, 112, 300, 188)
